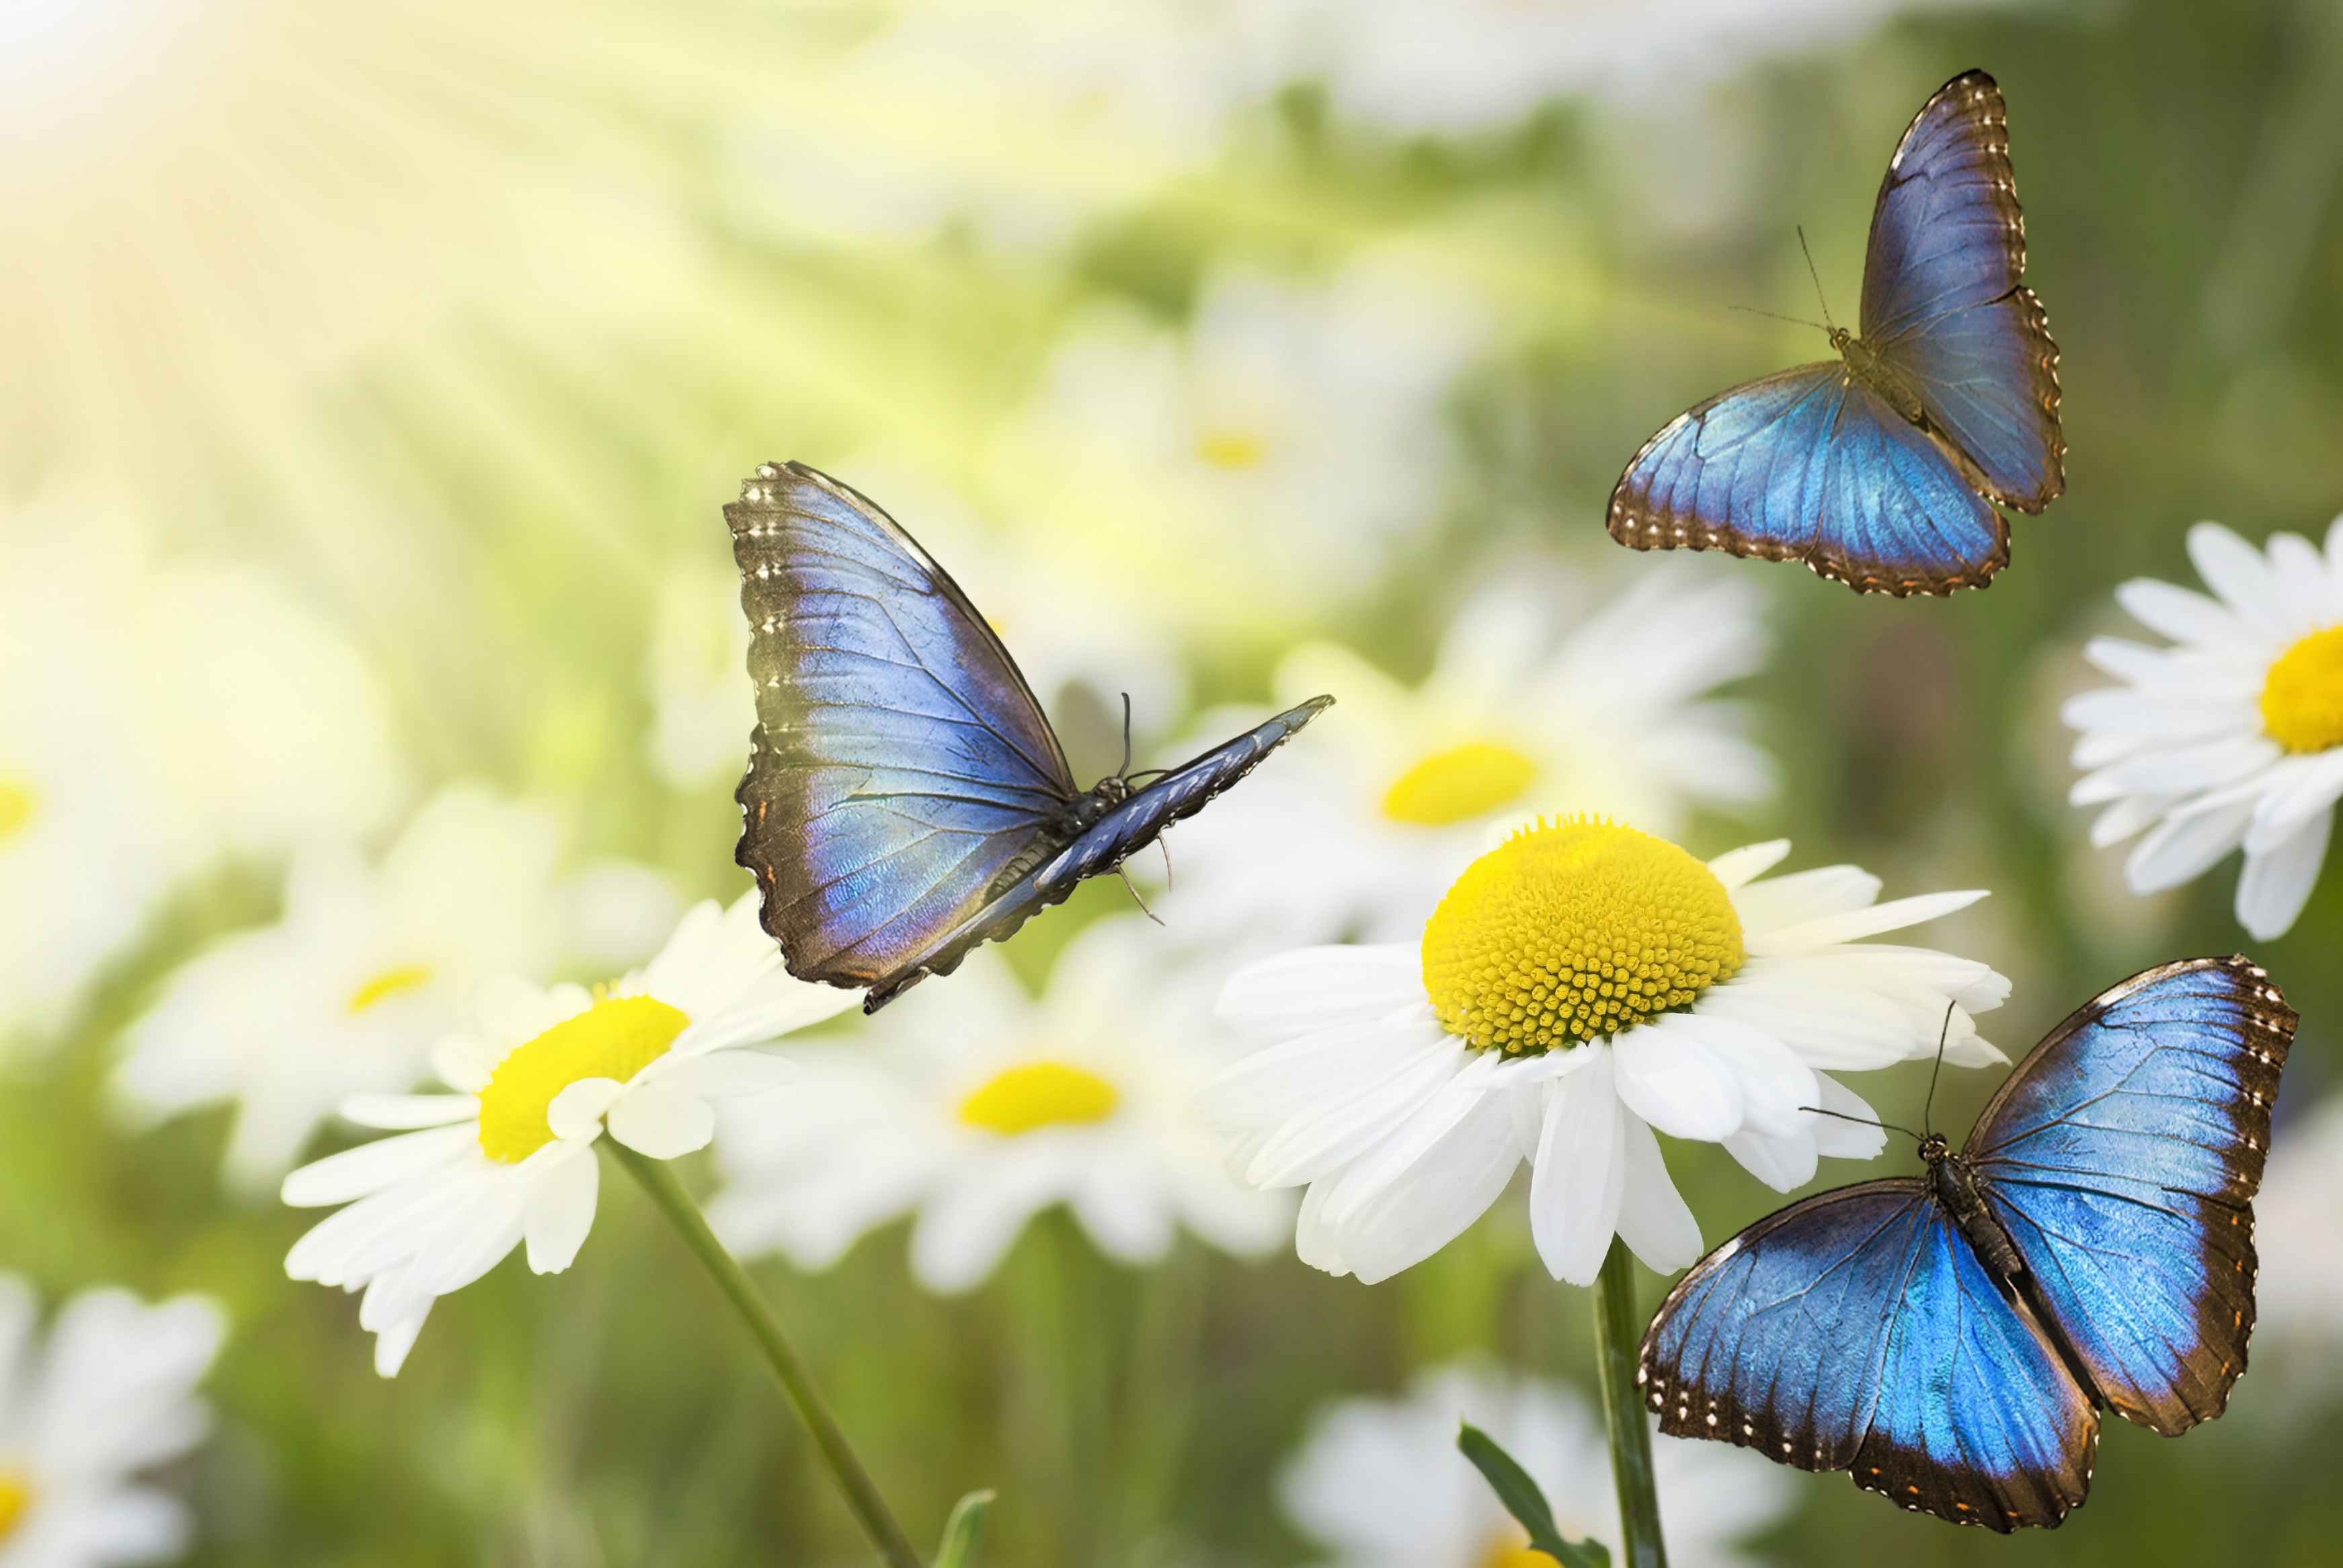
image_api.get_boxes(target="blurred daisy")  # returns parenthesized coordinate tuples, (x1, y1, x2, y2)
(2064, 518, 2343, 939)
(1160, 567, 1772, 947)
(0, 1277, 225, 1568)
(0, 491, 400, 1047)
(1281, 1360, 1790, 1568)
(114, 788, 660, 1190)
(708, 921, 1290, 1294)
(280, 893, 853, 1376)
(1267, 0, 2008, 134)
(731, 0, 1265, 253)
(645, 559, 754, 792)
(1204, 821, 2007, 1285)
(2237, 1094, 2343, 1408)
(991, 257, 1486, 633)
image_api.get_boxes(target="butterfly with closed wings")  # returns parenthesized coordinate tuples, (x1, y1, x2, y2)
(1637, 956, 2295, 1530)
(728, 462, 1332, 1014)
(1608, 69, 2063, 595)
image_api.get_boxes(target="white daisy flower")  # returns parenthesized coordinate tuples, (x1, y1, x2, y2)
(731, 0, 1265, 253)
(0, 492, 401, 1047)
(116, 788, 672, 1191)
(707, 920, 1292, 1294)
(1204, 820, 2008, 1286)
(1263, 0, 2003, 134)
(989, 256, 1486, 633)
(0, 1277, 225, 1568)
(2063, 518, 2343, 940)
(1279, 1360, 1791, 1568)
(280, 893, 854, 1377)
(1159, 567, 1772, 948)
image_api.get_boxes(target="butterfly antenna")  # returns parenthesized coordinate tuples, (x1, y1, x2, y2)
(1921, 1000, 1956, 1138)
(1118, 692, 1135, 782)
(1117, 864, 1165, 926)
(1796, 225, 1837, 333)
(1728, 304, 1832, 333)
(1800, 1104, 1923, 1143)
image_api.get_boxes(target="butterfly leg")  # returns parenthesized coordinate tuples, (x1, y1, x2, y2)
(1117, 864, 1166, 925)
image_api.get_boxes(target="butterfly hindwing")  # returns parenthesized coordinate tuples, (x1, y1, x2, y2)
(1607, 364, 2008, 593)
(1971, 957, 2297, 1435)
(1861, 69, 2063, 511)
(1640, 1180, 2094, 1530)
(1850, 1206, 2097, 1532)
(728, 463, 1078, 987)
(862, 698, 1336, 1009)
(1037, 700, 1334, 891)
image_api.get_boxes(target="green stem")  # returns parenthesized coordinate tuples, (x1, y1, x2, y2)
(610, 1141, 924, 1568)
(1591, 1237, 1668, 1568)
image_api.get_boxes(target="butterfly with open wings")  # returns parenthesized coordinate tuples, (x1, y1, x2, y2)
(1608, 69, 2063, 595)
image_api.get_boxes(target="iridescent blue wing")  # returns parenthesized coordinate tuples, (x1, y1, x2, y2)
(1606, 364, 2008, 595)
(1860, 69, 2063, 511)
(1971, 957, 2298, 1436)
(862, 698, 1333, 1010)
(727, 462, 1078, 989)
(1640, 1180, 2096, 1532)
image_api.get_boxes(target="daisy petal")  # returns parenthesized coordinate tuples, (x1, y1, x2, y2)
(547, 1077, 625, 1141)
(2126, 799, 2254, 892)
(522, 1144, 600, 1274)
(606, 1080, 717, 1158)
(1615, 1113, 1702, 1272)
(1705, 840, 1790, 891)
(341, 1094, 479, 1130)
(1216, 946, 1425, 1040)
(1723, 1126, 1817, 1194)
(282, 1124, 478, 1208)
(1322, 1094, 1524, 1285)
(1612, 1021, 1743, 1141)
(1744, 889, 1986, 954)
(2236, 809, 2332, 941)
(1530, 1052, 1626, 1286)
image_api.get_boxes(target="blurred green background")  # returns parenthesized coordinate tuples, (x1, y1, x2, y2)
(4, 0, 2342, 1563)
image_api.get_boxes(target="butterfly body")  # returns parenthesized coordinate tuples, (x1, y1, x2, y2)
(1609, 69, 2062, 595)
(1638, 957, 2295, 1530)
(727, 461, 1331, 1013)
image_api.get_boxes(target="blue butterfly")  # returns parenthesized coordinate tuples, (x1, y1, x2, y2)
(727, 462, 1331, 1014)
(1608, 69, 2063, 595)
(1637, 956, 2296, 1531)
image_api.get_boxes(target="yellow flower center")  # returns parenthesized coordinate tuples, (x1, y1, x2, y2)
(958, 1061, 1120, 1136)
(347, 963, 434, 1014)
(1195, 429, 1267, 469)
(1480, 1533, 1552, 1568)
(1382, 741, 1539, 825)
(476, 995, 689, 1163)
(1423, 817, 1743, 1055)
(0, 1469, 30, 1542)
(0, 780, 37, 843)
(2260, 626, 2343, 753)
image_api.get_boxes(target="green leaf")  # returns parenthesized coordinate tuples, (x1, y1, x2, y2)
(1456, 1423, 1612, 1568)
(931, 1489, 996, 1568)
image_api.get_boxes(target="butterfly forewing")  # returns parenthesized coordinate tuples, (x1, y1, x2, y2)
(729, 463, 1078, 987)
(1969, 957, 2298, 1435)
(1640, 1180, 1932, 1475)
(1861, 69, 2063, 511)
(1607, 364, 2007, 593)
